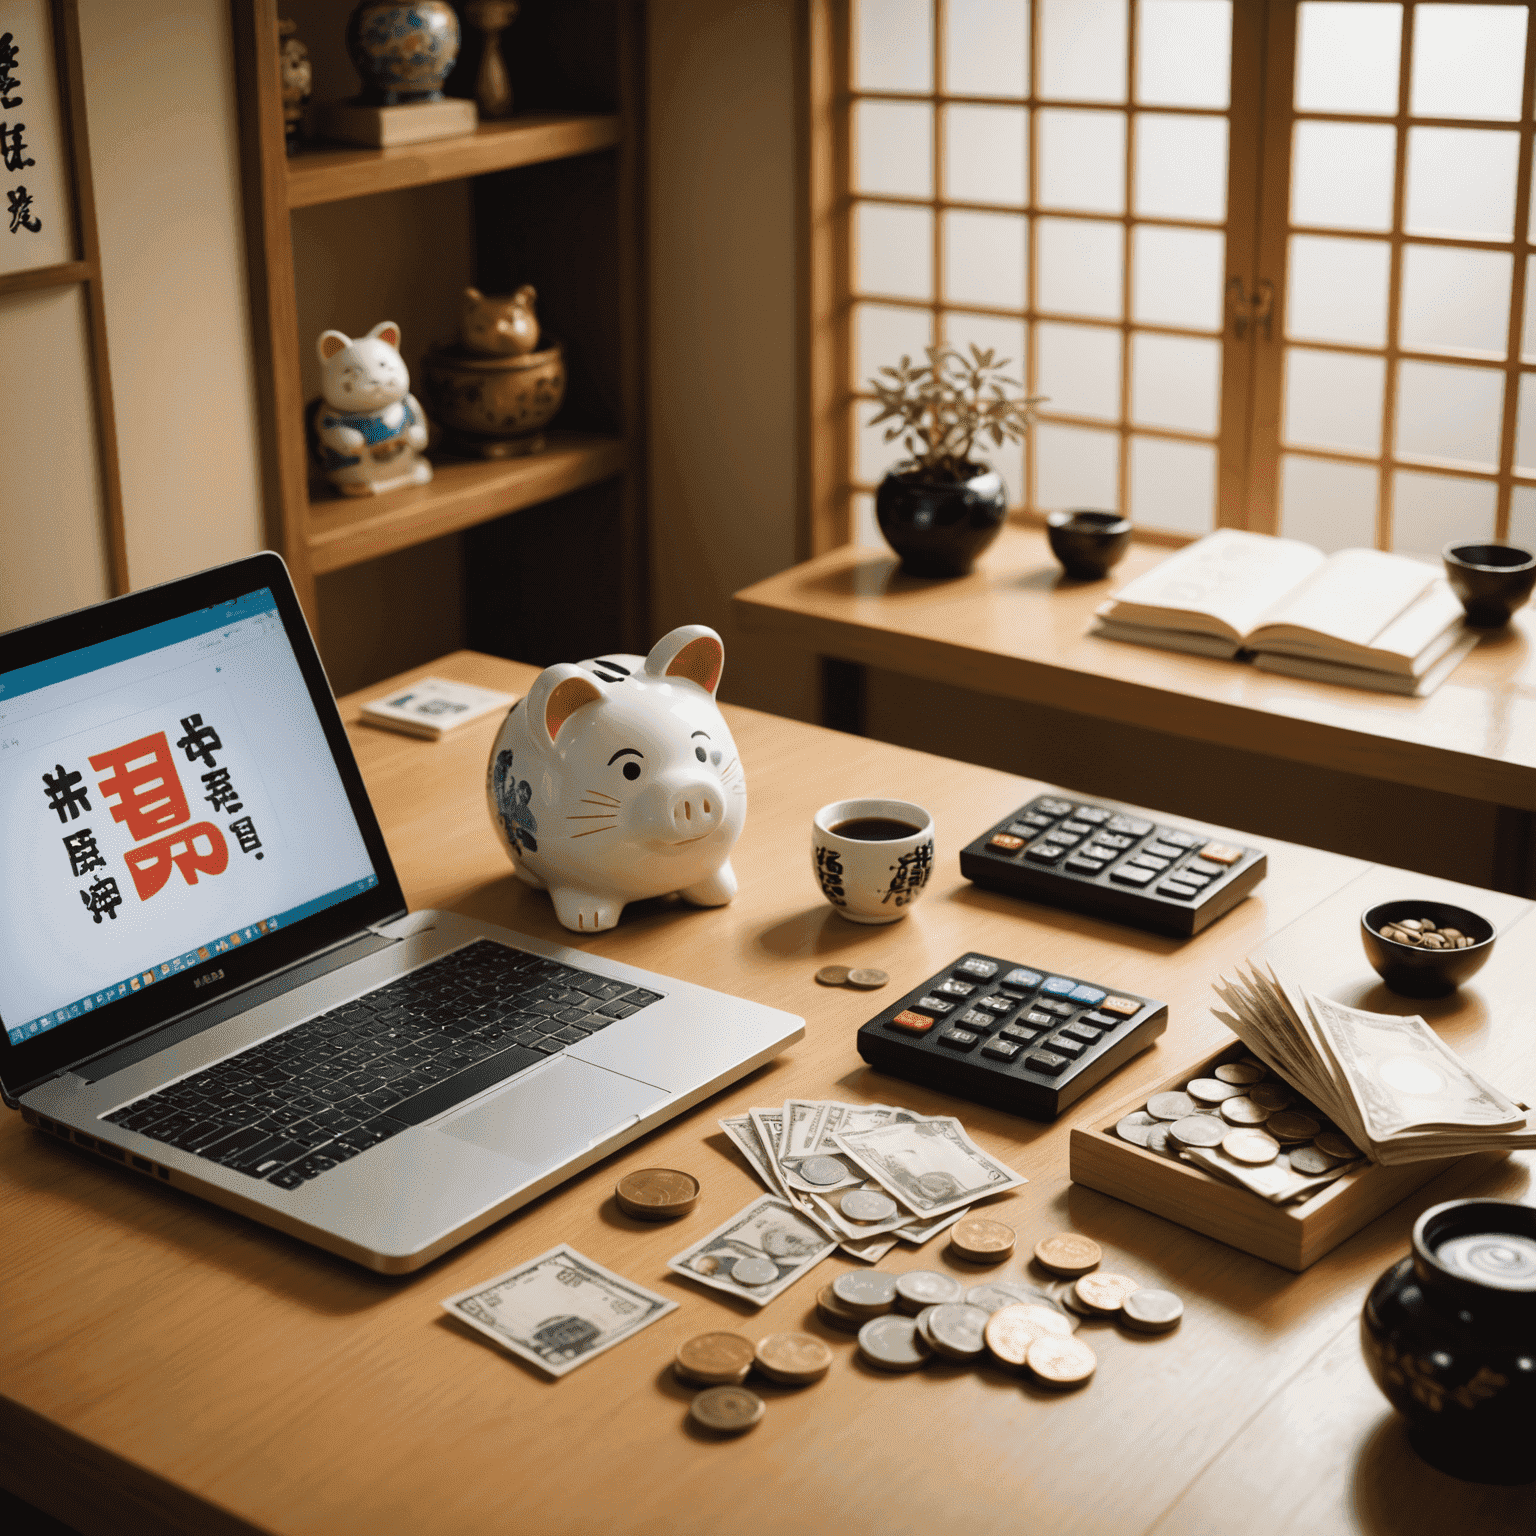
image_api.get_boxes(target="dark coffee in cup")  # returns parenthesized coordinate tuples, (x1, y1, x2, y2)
(829, 817, 921, 841)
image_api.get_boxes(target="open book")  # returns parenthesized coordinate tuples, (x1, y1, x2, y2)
(1091, 529, 1478, 696)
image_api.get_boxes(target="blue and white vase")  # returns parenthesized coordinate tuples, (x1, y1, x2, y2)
(346, 1, 461, 106)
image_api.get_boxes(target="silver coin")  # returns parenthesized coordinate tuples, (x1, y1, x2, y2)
(1315, 1131, 1360, 1160)
(926, 1302, 990, 1361)
(1146, 1092, 1197, 1122)
(799, 1155, 850, 1186)
(1219, 1095, 1269, 1126)
(1115, 1111, 1158, 1147)
(1222, 1128, 1280, 1165)
(1287, 1144, 1335, 1175)
(914, 1304, 940, 1349)
(965, 1282, 1062, 1316)
(730, 1255, 778, 1286)
(1186, 1077, 1244, 1104)
(895, 1270, 963, 1313)
(1145, 1123, 1174, 1157)
(1214, 1062, 1264, 1086)
(1249, 1084, 1294, 1112)
(840, 1189, 899, 1223)
(832, 1270, 899, 1311)
(857, 1313, 931, 1371)
(1121, 1288, 1184, 1332)
(1168, 1115, 1226, 1149)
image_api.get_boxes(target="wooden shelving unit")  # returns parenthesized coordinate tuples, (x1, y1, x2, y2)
(232, 2, 644, 660)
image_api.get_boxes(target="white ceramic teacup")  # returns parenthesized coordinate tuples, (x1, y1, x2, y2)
(812, 798, 935, 924)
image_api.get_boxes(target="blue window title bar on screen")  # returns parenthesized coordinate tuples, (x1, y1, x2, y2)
(0, 589, 279, 704)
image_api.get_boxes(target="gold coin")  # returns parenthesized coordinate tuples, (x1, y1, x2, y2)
(950, 1216, 1016, 1264)
(815, 965, 851, 986)
(1315, 1131, 1360, 1160)
(1214, 1062, 1264, 1086)
(1218, 1095, 1269, 1126)
(1033, 1232, 1102, 1276)
(1222, 1128, 1280, 1165)
(1266, 1110, 1321, 1143)
(689, 1385, 765, 1433)
(615, 1167, 700, 1220)
(754, 1331, 833, 1385)
(674, 1332, 756, 1386)
(983, 1303, 1069, 1369)
(1027, 1332, 1097, 1388)
(1072, 1272, 1140, 1314)
(847, 968, 890, 989)
(815, 1282, 866, 1332)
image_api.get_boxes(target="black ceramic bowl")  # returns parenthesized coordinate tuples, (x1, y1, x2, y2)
(1442, 542, 1536, 628)
(1046, 509, 1132, 580)
(1360, 899, 1495, 998)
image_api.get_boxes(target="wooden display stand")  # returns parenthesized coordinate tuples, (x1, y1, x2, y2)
(1070, 865, 1535, 1269)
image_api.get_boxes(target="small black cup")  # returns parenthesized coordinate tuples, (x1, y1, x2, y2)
(1360, 898, 1495, 998)
(1046, 509, 1132, 580)
(1442, 542, 1536, 628)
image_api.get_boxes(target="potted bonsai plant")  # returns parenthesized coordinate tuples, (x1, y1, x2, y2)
(868, 344, 1043, 578)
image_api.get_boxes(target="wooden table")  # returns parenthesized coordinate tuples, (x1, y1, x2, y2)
(733, 526, 1536, 893)
(3, 651, 1531, 1536)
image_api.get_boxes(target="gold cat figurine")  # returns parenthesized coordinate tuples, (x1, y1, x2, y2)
(460, 284, 540, 356)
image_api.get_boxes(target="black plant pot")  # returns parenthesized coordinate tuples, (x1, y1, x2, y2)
(876, 462, 1007, 578)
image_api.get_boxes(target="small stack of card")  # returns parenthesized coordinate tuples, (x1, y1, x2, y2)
(711, 1100, 1026, 1271)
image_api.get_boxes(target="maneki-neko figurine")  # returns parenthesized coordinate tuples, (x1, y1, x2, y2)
(421, 285, 566, 458)
(309, 321, 432, 497)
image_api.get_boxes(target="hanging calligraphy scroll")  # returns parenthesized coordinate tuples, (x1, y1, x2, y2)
(0, 0, 73, 274)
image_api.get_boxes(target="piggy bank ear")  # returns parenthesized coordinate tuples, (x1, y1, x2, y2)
(528, 663, 606, 749)
(644, 625, 724, 696)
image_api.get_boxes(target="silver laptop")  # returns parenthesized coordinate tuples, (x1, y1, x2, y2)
(0, 553, 802, 1272)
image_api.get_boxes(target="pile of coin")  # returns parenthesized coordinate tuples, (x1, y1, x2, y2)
(814, 965, 889, 989)
(614, 1167, 701, 1220)
(1114, 1059, 1362, 1189)
(1372, 916, 1476, 950)
(948, 1215, 1016, 1264)
(678, 1328, 835, 1434)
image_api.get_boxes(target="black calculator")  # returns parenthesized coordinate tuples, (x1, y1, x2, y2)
(959, 794, 1266, 937)
(855, 951, 1166, 1120)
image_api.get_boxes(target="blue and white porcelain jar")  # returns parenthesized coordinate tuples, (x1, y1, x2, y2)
(346, 2, 461, 106)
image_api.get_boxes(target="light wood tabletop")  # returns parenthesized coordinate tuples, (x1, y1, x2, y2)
(732, 525, 1536, 815)
(2, 651, 1531, 1536)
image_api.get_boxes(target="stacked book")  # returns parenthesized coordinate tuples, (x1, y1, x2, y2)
(1212, 962, 1536, 1164)
(1091, 528, 1478, 696)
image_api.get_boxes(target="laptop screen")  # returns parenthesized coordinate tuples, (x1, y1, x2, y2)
(0, 554, 404, 1093)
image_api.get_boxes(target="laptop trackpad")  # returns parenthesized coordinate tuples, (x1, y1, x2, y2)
(439, 1057, 667, 1169)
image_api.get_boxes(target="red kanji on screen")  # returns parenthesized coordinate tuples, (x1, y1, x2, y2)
(122, 822, 229, 900)
(89, 733, 190, 841)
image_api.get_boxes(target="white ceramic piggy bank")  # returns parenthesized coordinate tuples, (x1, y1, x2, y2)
(486, 625, 746, 932)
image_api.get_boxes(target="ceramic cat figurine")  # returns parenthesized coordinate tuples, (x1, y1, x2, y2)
(460, 284, 540, 356)
(313, 321, 432, 497)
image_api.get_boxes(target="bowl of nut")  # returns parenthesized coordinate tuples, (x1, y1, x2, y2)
(1360, 900, 1496, 998)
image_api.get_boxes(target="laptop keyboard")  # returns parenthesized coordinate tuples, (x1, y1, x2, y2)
(101, 939, 663, 1189)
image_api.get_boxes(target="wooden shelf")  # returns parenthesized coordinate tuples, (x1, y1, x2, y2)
(305, 433, 627, 574)
(286, 112, 622, 209)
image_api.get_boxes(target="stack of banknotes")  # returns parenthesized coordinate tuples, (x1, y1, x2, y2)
(714, 1100, 1026, 1264)
(1212, 962, 1536, 1165)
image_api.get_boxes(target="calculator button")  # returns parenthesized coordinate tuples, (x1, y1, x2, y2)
(937, 978, 975, 997)
(1025, 843, 1068, 863)
(1101, 996, 1141, 1017)
(1041, 977, 1077, 997)
(1097, 833, 1135, 851)
(989, 832, 1026, 852)
(1068, 985, 1105, 1005)
(1049, 829, 1084, 847)
(1158, 880, 1200, 899)
(1024, 1010, 1055, 1027)
(980, 1039, 1022, 1061)
(1176, 871, 1212, 887)
(1062, 1023, 1103, 1044)
(1020, 812, 1054, 829)
(1185, 858, 1224, 878)
(916, 996, 955, 1014)
(938, 1028, 980, 1050)
(1081, 1010, 1117, 1027)
(1004, 822, 1037, 837)
(1073, 806, 1110, 823)
(1083, 842, 1118, 860)
(890, 1010, 936, 1034)
(1060, 820, 1092, 836)
(975, 995, 1014, 1015)
(1110, 865, 1157, 886)
(1130, 854, 1170, 871)
(1107, 815, 1153, 836)
(1001, 967, 1042, 989)
(999, 1023, 1039, 1044)
(959, 1009, 994, 1028)
(1047, 1036, 1086, 1059)
(1158, 828, 1200, 848)
(957, 958, 999, 978)
(1065, 855, 1107, 875)
(1025, 1049, 1070, 1076)
(1144, 841, 1184, 860)
(1035, 999, 1073, 1018)
(1036, 798, 1074, 816)
(1200, 841, 1245, 865)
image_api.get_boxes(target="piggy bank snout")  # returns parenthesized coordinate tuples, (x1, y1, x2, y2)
(635, 774, 726, 842)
